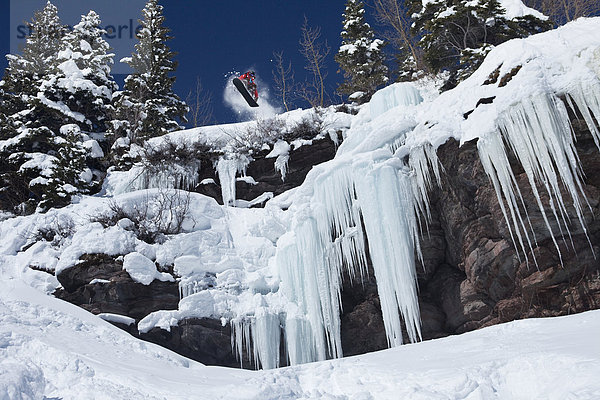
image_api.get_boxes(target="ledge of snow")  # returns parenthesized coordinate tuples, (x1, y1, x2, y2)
(98, 313, 136, 326)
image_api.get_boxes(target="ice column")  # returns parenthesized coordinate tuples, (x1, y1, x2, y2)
(353, 161, 423, 346)
(231, 308, 281, 370)
(216, 156, 250, 206)
(273, 146, 439, 366)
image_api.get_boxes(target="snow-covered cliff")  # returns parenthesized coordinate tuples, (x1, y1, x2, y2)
(1, 18, 600, 377)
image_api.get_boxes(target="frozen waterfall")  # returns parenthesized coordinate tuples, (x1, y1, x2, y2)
(231, 147, 442, 368)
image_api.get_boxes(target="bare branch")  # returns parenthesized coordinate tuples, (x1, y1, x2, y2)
(299, 16, 330, 108)
(372, 0, 424, 71)
(524, 0, 600, 24)
(186, 77, 214, 127)
(272, 51, 296, 112)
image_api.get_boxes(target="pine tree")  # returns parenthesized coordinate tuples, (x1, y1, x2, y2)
(31, 125, 91, 210)
(46, 10, 118, 133)
(410, 0, 551, 85)
(0, 5, 115, 213)
(110, 0, 188, 168)
(3, 1, 65, 102)
(30, 10, 117, 205)
(0, 1, 67, 213)
(335, 0, 388, 104)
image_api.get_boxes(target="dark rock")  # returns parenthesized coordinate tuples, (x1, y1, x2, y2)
(138, 318, 247, 368)
(340, 278, 387, 356)
(54, 254, 179, 320)
(420, 112, 600, 337)
(56, 253, 122, 292)
(195, 136, 339, 205)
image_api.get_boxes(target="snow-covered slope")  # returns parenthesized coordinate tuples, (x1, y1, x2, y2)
(1, 279, 599, 399)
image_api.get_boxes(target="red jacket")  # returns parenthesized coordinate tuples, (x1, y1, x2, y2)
(239, 72, 258, 100)
(240, 72, 254, 82)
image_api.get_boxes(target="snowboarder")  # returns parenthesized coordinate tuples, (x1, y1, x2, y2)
(239, 71, 258, 101)
(233, 71, 259, 107)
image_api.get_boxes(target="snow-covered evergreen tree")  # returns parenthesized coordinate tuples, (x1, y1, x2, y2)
(2, 1, 65, 103)
(0, 5, 115, 212)
(110, 0, 188, 168)
(31, 125, 92, 210)
(47, 10, 118, 133)
(0, 2, 66, 212)
(410, 0, 551, 84)
(335, 0, 388, 104)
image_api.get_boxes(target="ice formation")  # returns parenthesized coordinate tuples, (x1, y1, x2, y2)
(266, 140, 291, 181)
(228, 19, 600, 370)
(228, 82, 438, 369)
(369, 82, 423, 119)
(474, 64, 600, 264)
(216, 155, 250, 206)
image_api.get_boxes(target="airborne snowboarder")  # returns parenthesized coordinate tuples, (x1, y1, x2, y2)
(233, 71, 259, 107)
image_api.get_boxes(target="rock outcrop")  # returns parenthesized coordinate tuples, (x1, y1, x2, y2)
(55, 254, 180, 320)
(196, 135, 339, 205)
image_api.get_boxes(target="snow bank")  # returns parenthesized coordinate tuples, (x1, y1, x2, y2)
(499, 0, 547, 20)
(98, 313, 136, 326)
(1, 277, 599, 398)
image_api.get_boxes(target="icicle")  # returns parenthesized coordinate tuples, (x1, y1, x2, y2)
(251, 308, 281, 370)
(478, 90, 599, 264)
(409, 144, 443, 235)
(273, 149, 430, 366)
(230, 310, 281, 370)
(353, 162, 422, 345)
(566, 81, 600, 150)
(117, 163, 200, 194)
(274, 154, 289, 182)
(216, 155, 250, 207)
(283, 310, 319, 365)
(230, 317, 251, 368)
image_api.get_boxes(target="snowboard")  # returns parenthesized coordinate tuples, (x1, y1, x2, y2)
(233, 78, 259, 107)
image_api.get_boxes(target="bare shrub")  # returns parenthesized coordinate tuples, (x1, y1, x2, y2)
(135, 137, 219, 190)
(30, 214, 75, 246)
(90, 189, 192, 244)
(226, 117, 287, 155)
(186, 77, 214, 127)
(524, 0, 600, 24)
(140, 137, 215, 171)
(284, 111, 325, 142)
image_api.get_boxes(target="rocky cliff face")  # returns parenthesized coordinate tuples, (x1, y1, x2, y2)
(54, 112, 600, 368)
(338, 111, 600, 355)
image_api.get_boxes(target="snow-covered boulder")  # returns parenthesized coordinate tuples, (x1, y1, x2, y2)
(122, 252, 174, 285)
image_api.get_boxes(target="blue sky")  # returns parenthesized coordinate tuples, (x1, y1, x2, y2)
(1, 1, 375, 124)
